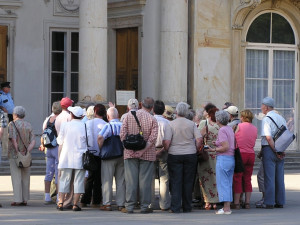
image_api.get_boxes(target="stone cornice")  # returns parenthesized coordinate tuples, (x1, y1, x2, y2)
(108, 0, 146, 19)
(0, 0, 22, 9)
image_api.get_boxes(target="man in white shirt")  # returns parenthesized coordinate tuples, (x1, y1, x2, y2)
(150, 100, 172, 211)
(260, 97, 286, 209)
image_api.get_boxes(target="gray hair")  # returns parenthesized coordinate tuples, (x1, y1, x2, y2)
(52, 101, 62, 115)
(176, 102, 189, 117)
(13, 106, 26, 119)
(86, 105, 95, 120)
(107, 107, 118, 119)
(215, 110, 230, 125)
(185, 109, 196, 121)
(142, 97, 154, 109)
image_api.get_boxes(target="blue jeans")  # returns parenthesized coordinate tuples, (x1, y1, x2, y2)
(167, 154, 197, 213)
(262, 146, 285, 205)
(216, 155, 235, 202)
(45, 146, 59, 183)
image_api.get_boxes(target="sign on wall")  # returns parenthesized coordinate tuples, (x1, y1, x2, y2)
(116, 90, 135, 106)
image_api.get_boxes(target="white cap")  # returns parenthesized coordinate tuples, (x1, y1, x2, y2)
(68, 106, 84, 117)
(224, 106, 239, 116)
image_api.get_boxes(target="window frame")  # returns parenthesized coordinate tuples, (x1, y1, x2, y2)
(49, 28, 79, 106)
(244, 11, 299, 149)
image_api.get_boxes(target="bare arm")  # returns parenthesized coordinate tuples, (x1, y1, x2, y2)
(208, 141, 229, 153)
(0, 127, 3, 139)
(266, 135, 275, 151)
(97, 135, 104, 149)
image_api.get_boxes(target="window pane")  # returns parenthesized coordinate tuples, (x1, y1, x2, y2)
(71, 93, 78, 103)
(52, 32, 65, 51)
(51, 93, 64, 106)
(273, 80, 294, 108)
(71, 73, 78, 92)
(276, 109, 295, 132)
(247, 13, 271, 43)
(71, 53, 78, 72)
(51, 73, 65, 92)
(273, 51, 295, 79)
(272, 13, 295, 44)
(71, 32, 79, 51)
(246, 50, 268, 78)
(245, 79, 268, 108)
(52, 53, 65, 72)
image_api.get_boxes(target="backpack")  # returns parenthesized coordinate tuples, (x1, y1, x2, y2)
(42, 117, 58, 148)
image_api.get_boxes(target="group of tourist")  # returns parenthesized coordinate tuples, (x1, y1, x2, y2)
(0, 81, 287, 215)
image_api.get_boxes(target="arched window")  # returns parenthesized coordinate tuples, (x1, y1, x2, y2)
(245, 12, 297, 136)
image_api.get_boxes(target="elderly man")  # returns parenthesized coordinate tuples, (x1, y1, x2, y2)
(260, 97, 286, 209)
(150, 100, 172, 211)
(225, 106, 240, 131)
(0, 82, 15, 122)
(98, 107, 125, 211)
(120, 98, 139, 122)
(120, 97, 158, 214)
(0, 108, 7, 207)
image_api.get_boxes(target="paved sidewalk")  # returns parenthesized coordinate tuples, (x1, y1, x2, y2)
(0, 171, 300, 225)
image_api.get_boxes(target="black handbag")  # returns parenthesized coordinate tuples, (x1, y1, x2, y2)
(123, 111, 147, 151)
(234, 140, 244, 173)
(82, 124, 98, 171)
(100, 123, 124, 160)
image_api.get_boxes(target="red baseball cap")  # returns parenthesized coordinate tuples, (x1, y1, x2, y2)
(60, 97, 73, 108)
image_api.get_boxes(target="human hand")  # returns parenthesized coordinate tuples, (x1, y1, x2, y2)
(108, 102, 115, 108)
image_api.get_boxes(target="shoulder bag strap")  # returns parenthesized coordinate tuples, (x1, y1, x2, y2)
(204, 120, 208, 145)
(266, 116, 279, 129)
(12, 121, 28, 153)
(131, 111, 142, 132)
(109, 123, 114, 136)
(84, 123, 89, 148)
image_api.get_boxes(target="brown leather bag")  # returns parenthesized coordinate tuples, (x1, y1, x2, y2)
(198, 120, 209, 162)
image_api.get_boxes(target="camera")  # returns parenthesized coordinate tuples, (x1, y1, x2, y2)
(203, 145, 209, 150)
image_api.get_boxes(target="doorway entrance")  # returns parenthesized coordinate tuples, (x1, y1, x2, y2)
(115, 27, 138, 117)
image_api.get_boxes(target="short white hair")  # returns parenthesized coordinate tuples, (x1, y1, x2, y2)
(86, 106, 95, 120)
(13, 106, 26, 119)
(107, 107, 118, 119)
(176, 102, 189, 117)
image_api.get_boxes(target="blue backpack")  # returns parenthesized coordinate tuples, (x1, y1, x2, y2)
(42, 117, 58, 148)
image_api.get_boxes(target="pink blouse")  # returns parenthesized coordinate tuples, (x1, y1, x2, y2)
(235, 122, 257, 154)
(216, 125, 235, 156)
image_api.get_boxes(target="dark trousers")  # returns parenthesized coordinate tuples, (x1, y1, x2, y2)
(81, 156, 102, 205)
(168, 153, 197, 213)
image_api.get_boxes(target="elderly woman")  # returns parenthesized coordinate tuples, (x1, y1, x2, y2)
(8, 106, 36, 206)
(207, 110, 235, 215)
(198, 105, 219, 210)
(40, 101, 62, 204)
(168, 102, 202, 213)
(233, 110, 257, 209)
(81, 104, 107, 207)
(57, 106, 88, 211)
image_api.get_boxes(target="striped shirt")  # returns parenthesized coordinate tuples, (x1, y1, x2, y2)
(99, 119, 122, 139)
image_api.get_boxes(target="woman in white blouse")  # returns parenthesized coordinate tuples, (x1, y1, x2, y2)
(57, 106, 88, 211)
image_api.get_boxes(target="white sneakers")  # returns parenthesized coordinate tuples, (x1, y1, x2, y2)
(216, 208, 232, 215)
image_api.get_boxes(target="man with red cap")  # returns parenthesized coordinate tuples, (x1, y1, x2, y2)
(55, 97, 74, 210)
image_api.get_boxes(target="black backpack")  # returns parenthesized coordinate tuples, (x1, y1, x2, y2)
(42, 117, 58, 148)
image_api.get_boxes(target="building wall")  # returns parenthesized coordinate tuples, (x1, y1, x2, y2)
(190, 0, 232, 110)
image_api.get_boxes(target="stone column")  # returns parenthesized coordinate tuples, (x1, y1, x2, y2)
(79, 0, 107, 103)
(160, 0, 188, 104)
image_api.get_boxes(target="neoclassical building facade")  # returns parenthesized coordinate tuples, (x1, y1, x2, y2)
(0, 0, 299, 150)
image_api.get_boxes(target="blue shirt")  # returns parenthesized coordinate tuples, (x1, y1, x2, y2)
(99, 119, 122, 139)
(0, 91, 14, 114)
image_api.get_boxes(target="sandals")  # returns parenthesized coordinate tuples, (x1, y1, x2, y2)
(244, 203, 250, 209)
(231, 204, 240, 210)
(204, 203, 212, 210)
(57, 203, 63, 211)
(72, 205, 81, 211)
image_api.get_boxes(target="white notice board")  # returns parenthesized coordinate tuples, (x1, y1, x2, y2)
(116, 90, 135, 106)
